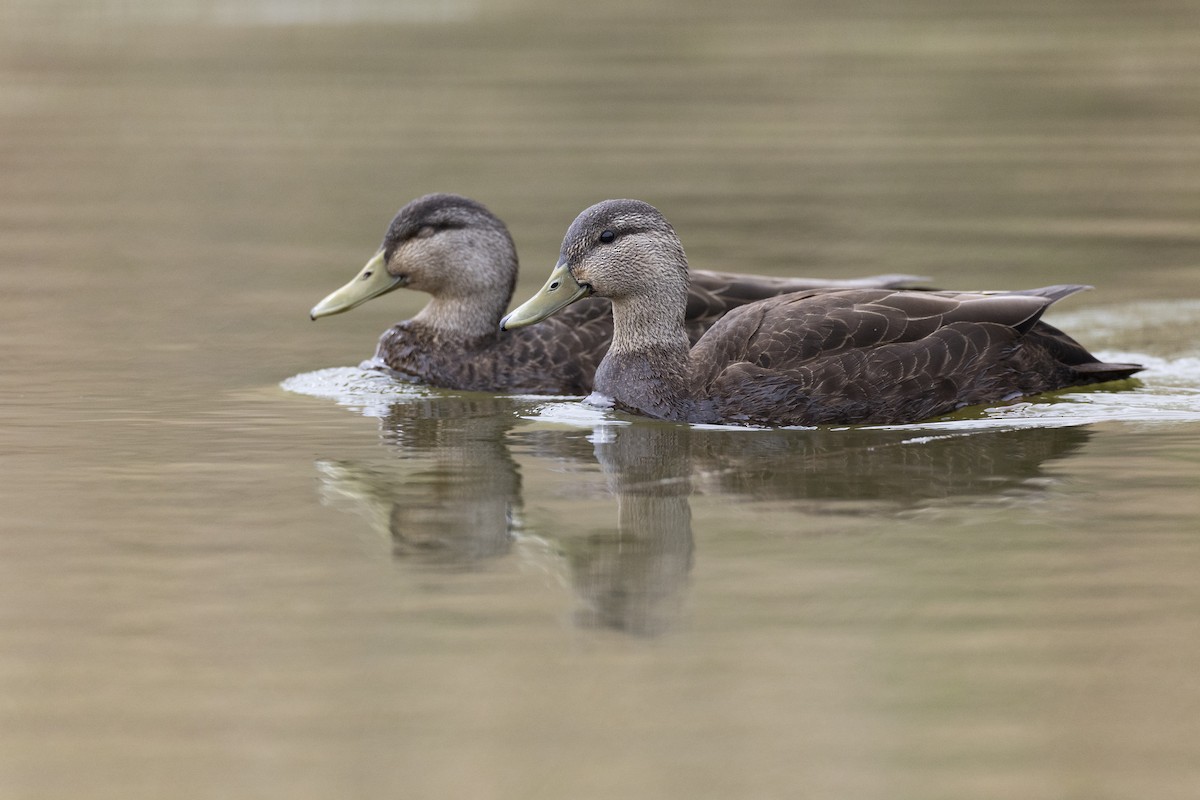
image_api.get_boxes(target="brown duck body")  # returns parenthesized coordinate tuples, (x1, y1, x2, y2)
(502, 199, 1142, 426)
(312, 193, 926, 395)
(596, 285, 1141, 426)
(368, 298, 612, 394)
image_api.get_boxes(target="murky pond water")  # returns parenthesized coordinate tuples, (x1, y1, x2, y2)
(3, 1, 1200, 797)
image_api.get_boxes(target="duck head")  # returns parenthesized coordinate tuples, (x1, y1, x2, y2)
(501, 199, 687, 330)
(310, 193, 517, 320)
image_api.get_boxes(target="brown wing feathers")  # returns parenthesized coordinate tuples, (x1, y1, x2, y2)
(690, 286, 1139, 425)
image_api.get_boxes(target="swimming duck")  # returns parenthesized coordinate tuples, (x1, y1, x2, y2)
(500, 199, 1142, 426)
(310, 193, 925, 394)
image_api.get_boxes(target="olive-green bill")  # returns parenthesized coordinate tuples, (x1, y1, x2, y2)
(500, 261, 592, 330)
(310, 250, 405, 320)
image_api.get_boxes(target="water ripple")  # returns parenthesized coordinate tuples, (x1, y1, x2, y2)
(280, 367, 439, 417)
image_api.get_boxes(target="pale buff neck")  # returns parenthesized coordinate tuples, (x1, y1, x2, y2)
(598, 281, 696, 420)
(413, 293, 506, 340)
(607, 281, 691, 360)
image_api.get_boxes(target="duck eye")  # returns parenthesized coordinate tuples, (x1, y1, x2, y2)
(599, 230, 616, 244)
(416, 225, 436, 238)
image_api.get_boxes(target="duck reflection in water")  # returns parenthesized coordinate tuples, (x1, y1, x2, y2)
(551, 421, 1092, 634)
(563, 423, 695, 636)
(313, 393, 695, 633)
(313, 389, 1091, 633)
(316, 394, 527, 567)
(689, 423, 1092, 510)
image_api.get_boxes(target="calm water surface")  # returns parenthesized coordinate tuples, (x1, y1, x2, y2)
(3, 1, 1200, 798)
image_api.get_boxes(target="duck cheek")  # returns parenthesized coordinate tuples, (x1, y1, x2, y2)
(394, 245, 441, 293)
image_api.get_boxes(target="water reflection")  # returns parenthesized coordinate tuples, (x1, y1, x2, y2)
(687, 425, 1091, 510)
(316, 394, 524, 568)
(566, 424, 695, 636)
(555, 422, 1088, 634)
(314, 391, 1091, 634)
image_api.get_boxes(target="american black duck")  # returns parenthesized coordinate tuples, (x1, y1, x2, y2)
(310, 193, 925, 394)
(500, 199, 1142, 426)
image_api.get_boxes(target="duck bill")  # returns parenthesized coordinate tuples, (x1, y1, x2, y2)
(500, 261, 592, 330)
(310, 251, 404, 320)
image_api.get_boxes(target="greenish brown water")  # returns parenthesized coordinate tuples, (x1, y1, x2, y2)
(3, 2, 1200, 798)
